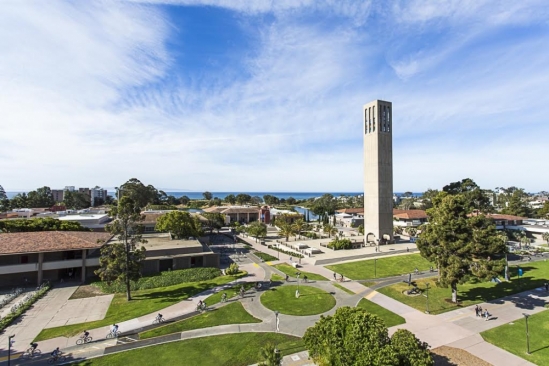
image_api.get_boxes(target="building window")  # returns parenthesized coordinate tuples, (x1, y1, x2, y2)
(387, 106, 391, 132)
(364, 109, 368, 134)
(373, 106, 375, 131)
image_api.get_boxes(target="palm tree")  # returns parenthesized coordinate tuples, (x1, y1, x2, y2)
(323, 224, 338, 238)
(393, 226, 403, 235)
(520, 236, 531, 248)
(292, 219, 305, 239)
(357, 224, 364, 235)
(542, 232, 549, 245)
(259, 343, 282, 366)
(278, 222, 296, 242)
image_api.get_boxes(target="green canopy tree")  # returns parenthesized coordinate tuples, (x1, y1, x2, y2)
(542, 232, 549, 245)
(246, 221, 267, 242)
(64, 190, 91, 210)
(9, 193, 28, 209)
(179, 195, 190, 205)
(258, 343, 282, 366)
(442, 178, 492, 213)
(119, 178, 157, 209)
(417, 192, 506, 303)
(304, 307, 432, 366)
(202, 212, 225, 235)
(0, 217, 89, 232)
(235, 193, 252, 205)
(278, 221, 296, 242)
(155, 211, 202, 239)
(501, 189, 532, 217)
(97, 196, 147, 301)
(224, 194, 236, 205)
(323, 223, 337, 238)
(0, 185, 7, 200)
(292, 218, 305, 239)
(203, 191, 213, 200)
(27, 186, 55, 208)
(311, 194, 337, 223)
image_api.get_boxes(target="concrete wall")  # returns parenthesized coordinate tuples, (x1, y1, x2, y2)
(363, 99, 393, 243)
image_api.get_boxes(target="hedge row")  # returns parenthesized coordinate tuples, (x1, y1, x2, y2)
(0, 284, 51, 333)
(268, 245, 304, 258)
(327, 238, 353, 250)
(93, 267, 223, 293)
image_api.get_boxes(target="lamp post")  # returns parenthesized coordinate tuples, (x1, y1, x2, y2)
(504, 252, 509, 281)
(424, 283, 430, 314)
(8, 335, 15, 366)
(523, 313, 530, 354)
(374, 258, 377, 279)
(274, 310, 279, 332)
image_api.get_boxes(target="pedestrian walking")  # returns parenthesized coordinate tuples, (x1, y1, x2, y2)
(484, 309, 490, 321)
(285, 274, 289, 282)
(333, 273, 337, 281)
(478, 306, 482, 318)
(544, 282, 548, 292)
(340, 274, 344, 282)
(406, 247, 409, 252)
(290, 256, 293, 262)
(475, 305, 479, 317)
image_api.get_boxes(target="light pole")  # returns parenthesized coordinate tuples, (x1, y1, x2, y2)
(8, 334, 15, 366)
(504, 252, 509, 281)
(274, 310, 279, 332)
(424, 283, 430, 314)
(374, 258, 377, 278)
(523, 313, 530, 354)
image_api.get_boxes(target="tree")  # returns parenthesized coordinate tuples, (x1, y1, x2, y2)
(406, 227, 417, 237)
(442, 178, 492, 213)
(203, 191, 213, 200)
(64, 191, 91, 210)
(235, 193, 252, 205)
(246, 221, 267, 242)
(292, 219, 305, 239)
(10, 193, 28, 209)
(179, 195, 190, 206)
(202, 212, 225, 235)
(0, 217, 89, 232)
(323, 224, 337, 238)
(311, 194, 337, 223)
(420, 188, 439, 210)
(542, 232, 549, 245)
(26, 186, 55, 208)
(286, 196, 296, 205)
(357, 224, 364, 235)
(97, 196, 147, 301)
(501, 189, 532, 217)
(263, 195, 280, 205)
(303, 307, 432, 366)
(0, 185, 7, 200)
(393, 226, 403, 235)
(224, 194, 236, 205)
(259, 343, 282, 366)
(417, 192, 506, 303)
(155, 211, 202, 239)
(278, 221, 296, 242)
(119, 178, 156, 209)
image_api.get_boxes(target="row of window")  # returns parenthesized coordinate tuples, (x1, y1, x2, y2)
(365, 104, 391, 134)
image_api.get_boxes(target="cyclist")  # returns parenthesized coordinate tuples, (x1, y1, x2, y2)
(156, 313, 163, 322)
(51, 347, 61, 360)
(82, 330, 90, 339)
(111, 324, 119, 336)
(221, 293, 227, 302)
(29, 342, 38, 355)
(197, 300, 204, 311)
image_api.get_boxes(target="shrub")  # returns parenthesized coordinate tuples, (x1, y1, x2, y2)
(93, 267, 222, 293)
(226, 263, 240, 275)
(327, 238, 353, 250)
(253, 251, 278, 262)
(267, 245, 304, 258)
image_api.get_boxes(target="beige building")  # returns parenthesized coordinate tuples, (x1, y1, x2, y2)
(363, 99, 394, 244)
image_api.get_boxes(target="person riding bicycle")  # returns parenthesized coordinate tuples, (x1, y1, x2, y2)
(82, 330, 90, 338)
(51, 347, 61, 360)
(156, 313, 163, 321)
(111, 324, 119, 336)
(29, 342, 38, 354)
(221, 292, 227, 302)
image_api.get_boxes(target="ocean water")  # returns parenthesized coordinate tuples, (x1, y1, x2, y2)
(5, 191, 423, 200)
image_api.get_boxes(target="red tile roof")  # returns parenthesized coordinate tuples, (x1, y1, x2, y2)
(0, 231, 112, 255)
(487, 214, 526, 221)
(392, 209, 428, 220)
(336, 208, 364, 214)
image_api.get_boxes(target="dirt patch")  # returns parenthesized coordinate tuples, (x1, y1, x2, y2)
(432, 346, 492, 366)
(69, 285, 105, 300)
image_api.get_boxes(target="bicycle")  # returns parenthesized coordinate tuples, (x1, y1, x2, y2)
(23, 348, 41, 358)
(47, 354, 66, 363)
(153, 316, 165, 325)
(76, 335, 93, 345)
(105, 330, 120, 339)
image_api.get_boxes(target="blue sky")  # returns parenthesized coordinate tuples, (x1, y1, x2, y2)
(1, 0, 548, 192)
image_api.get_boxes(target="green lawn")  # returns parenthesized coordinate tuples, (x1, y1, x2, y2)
(326, 254, 433, 280)
(253, 251, 278, 262)
(378, 262, 549, 314)
(332, 282, 355, 295)
(482, 310, 549, 365)
(260, 285, 336, 316)
(271, 273, 285, 282)
(204, 282, 256, 306)
(273, 263, 328, 281)
(356, 298, 405, 327)
(35, 272, 246, 341)
(140, 302, 261, 339)
(74, 333, 305, 366)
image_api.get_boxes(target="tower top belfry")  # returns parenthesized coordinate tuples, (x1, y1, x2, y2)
(363, 99, 393, 244)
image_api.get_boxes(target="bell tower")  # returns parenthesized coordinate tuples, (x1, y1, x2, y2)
(363, 99, 393, 244)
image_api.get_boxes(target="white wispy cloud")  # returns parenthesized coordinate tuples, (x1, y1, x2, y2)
(1, 0, 548, 193)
